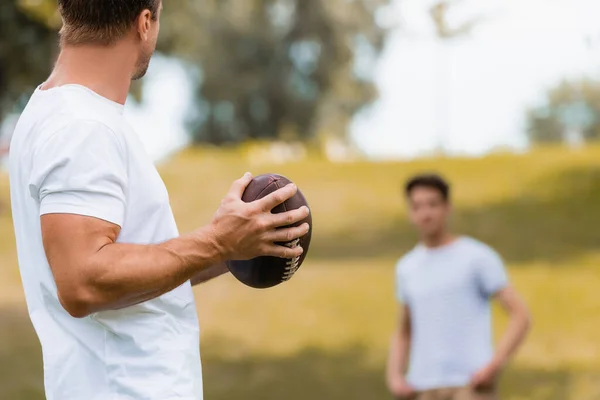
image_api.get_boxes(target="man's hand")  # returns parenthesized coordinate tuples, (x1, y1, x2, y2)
(470, 362, 501, 390)
(208, 172, 310, 262)
(388, 375, 415, 399)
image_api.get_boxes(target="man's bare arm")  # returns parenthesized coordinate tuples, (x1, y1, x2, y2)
(191, 262, 229, 286)
(42, 174, 309, 318)
(491, 286, 531, 368)
(42, 213, 221, 318)
(386, 305, 412, 387)
(470, 285, 531, 389)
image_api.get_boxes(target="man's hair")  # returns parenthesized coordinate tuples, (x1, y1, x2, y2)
(57, 0, 160, 46)
(405, 173, 450, 201)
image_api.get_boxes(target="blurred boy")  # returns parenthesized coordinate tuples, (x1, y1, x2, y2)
(386, 174, 531, 400)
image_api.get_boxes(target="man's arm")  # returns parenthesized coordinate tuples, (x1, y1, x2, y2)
(42, 214, 220, 318)
(471, 285, 531, 388)
(386, 305, 414, 396)
(191, 262, 229, 286)
(42, 174, 310, 319)
(490, 286, 531, 367)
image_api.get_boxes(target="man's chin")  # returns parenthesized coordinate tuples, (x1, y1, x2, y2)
(422, 228, 444, 238)
(131, 71, 148, 81)
(131, 64, 150, 81)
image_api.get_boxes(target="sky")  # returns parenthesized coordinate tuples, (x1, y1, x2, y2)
(351, 0, 600, 159)
(123, 56, 192, 161)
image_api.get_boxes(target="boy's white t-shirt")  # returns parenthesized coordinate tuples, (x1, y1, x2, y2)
(9, 85, 203, 400)
(395, 237, 508, 391)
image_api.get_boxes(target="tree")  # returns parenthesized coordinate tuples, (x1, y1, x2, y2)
(426, 0, 486, 153)
(1, 0, 390, 145)
(527, 78, 600, 144)
(0, 0, 58, 119)
(158, 0, 391, 144)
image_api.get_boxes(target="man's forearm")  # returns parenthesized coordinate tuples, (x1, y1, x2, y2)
(491, 309, 531, 368)
(70, 228, 221, 316)
(386, 330, 411, 383)
(191, 262, 229, 286)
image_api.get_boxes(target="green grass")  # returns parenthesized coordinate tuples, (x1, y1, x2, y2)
(1, 144, 600, 399)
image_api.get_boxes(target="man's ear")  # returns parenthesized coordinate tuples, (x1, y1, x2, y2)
(136, 10, 153, 41)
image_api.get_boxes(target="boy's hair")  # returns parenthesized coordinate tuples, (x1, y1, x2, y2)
(405, 173, 450, 201)
(57, 0, 160, 46)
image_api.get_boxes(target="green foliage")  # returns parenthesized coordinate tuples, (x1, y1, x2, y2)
(1, 0, 390, 145)
(527, 78, 600, 143)
(0, 0, 58, 118)
(159, 0, 390, 144)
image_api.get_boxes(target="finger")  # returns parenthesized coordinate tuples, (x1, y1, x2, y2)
(227, 172, 253, 200)
(267, 206, 310, 228)
(257, 183, 297, 211)
(265, 223, 310, 243)
(262, 243, 304, 259)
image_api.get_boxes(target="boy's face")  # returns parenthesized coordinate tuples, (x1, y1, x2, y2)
(407, 186, 450, 237)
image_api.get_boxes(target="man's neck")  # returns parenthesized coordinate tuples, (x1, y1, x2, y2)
(421, 232, 456, 249)
(42, 43, 135, 105)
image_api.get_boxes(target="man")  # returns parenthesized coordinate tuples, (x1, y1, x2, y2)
(386, 174, 531, 400)
(9, 1, 310, 399)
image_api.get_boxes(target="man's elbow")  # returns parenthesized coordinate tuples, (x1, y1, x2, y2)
(58, 285, 98, 319)
(522, 308, 533, 331)
(514, 303, 533, 332)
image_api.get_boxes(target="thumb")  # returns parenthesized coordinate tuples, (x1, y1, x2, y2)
(228, 172, 253, 199)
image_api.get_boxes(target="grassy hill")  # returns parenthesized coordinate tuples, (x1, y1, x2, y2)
(1, 145, 600, 399)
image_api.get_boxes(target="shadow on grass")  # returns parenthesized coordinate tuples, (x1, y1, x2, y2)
(2, 303, 598, 400)
(201, 339, 600, 400)
(202, 338, 600, 400)
(309, 167, 600, 266)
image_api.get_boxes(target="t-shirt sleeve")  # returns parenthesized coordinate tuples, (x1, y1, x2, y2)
(475, 246, 509, 298)
(28, 120, 128, 227)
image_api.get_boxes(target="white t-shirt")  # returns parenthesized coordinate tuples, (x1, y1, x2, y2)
(395, 236, 508, 391)
(9, 85, 203, 400)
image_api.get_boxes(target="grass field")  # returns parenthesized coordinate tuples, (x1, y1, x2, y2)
(1, 145, 600, 399)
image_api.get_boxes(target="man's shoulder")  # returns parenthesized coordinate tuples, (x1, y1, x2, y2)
(35, 86, 127, 133)
(458, 236, 502, 260)
(21, 99, 121, 142)
(54, 109, 125, 137)
(33, 116, 128, 157)
(395, 245, 423, 275)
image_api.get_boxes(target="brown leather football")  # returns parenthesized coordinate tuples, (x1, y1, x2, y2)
(226, 174, 312, 288)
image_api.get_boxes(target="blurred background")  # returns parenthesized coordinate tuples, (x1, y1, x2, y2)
(1, 0, 600, 399)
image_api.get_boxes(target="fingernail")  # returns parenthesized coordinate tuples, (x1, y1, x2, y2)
(245, 172, 252, 178)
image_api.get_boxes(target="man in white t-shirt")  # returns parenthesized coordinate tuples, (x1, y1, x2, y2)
(9, 1, 310, 399)
(386, 174, 531, 400)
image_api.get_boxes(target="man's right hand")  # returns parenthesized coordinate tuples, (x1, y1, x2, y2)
(207, 172, 310, 262)
(389, 376, 415, 399)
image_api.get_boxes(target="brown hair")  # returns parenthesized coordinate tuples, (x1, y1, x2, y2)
(58, 0, 160, 46)
(405, 173, 450, 201)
